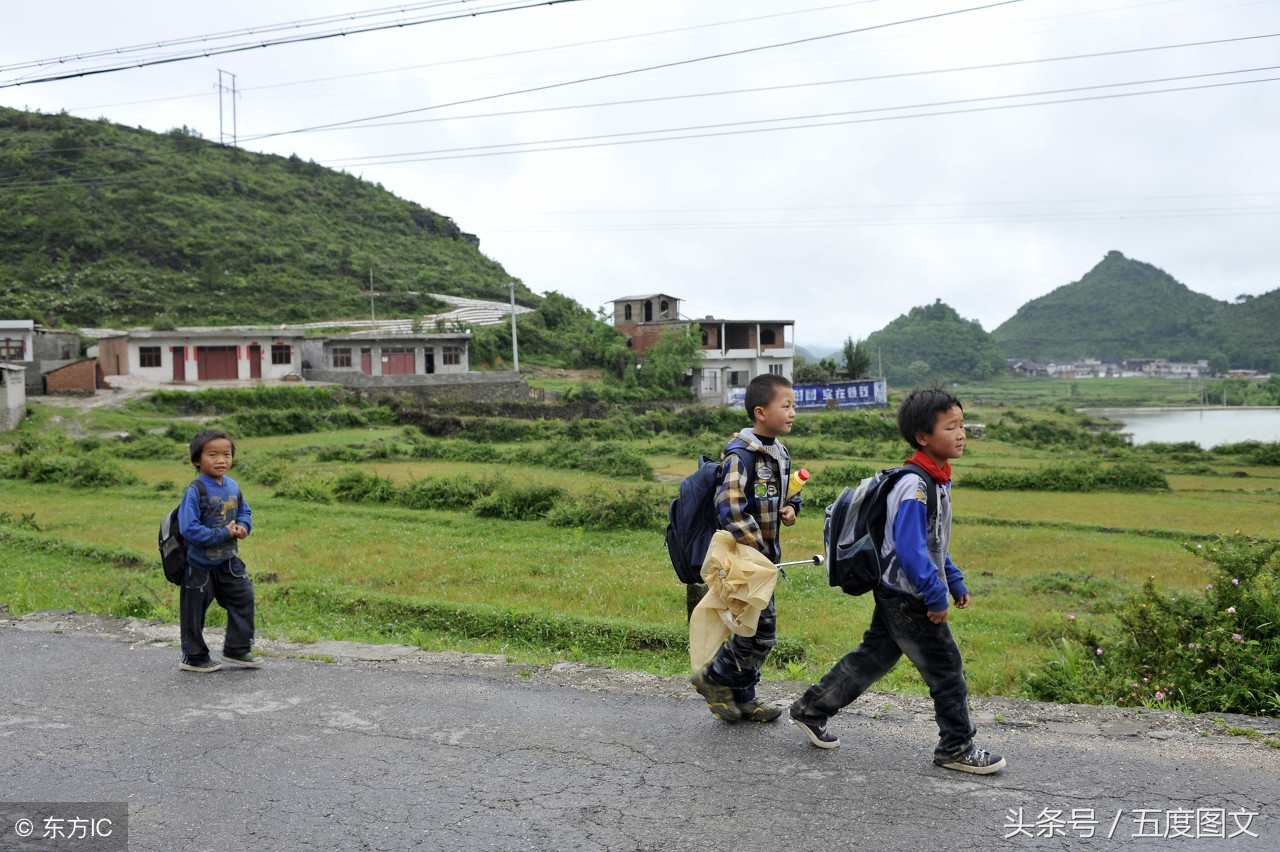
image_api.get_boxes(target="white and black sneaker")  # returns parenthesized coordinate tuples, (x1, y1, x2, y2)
(788, 707, 840, 749)
(935, 746, 1006, 774)
(179, 656, 222, 673)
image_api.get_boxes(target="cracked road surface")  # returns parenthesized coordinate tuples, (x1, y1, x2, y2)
(2, 613, 1277, 851)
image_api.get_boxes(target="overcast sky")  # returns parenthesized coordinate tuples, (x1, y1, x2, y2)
(3, 0, 1278, 354)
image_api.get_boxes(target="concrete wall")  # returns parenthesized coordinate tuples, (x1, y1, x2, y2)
(305, 370, 529, 403)
(1, 365, 25, 432)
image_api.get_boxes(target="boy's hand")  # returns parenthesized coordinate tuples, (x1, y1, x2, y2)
(928, 609, 949, 625)
(954, 593, 970, 609)
(780, 505, 796, 526)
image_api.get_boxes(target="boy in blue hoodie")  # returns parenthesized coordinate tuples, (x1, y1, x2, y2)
(788, 388, 1005, 774)
(178, 429, 258, 673)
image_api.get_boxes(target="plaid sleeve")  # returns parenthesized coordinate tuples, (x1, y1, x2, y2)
(716, 451, 762, 550)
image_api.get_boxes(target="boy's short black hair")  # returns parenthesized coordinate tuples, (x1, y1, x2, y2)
(744, 373, 792, 420)
(189, 428, 236, 467)
(897, 386, 963, 449)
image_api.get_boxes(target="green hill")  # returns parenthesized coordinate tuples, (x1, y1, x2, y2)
(991, 251, 1280, 371)
(866, 300, 1008, 385)
(0, 107, 533, 327)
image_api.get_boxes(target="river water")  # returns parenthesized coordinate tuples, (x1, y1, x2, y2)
(1083, 407, 1280, 448)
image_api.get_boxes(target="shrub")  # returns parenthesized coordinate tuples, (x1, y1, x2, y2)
(331, 471, 398, 504)
(111, 434, 186, 461)
(274, 477, 335, 504)
(547, 487, 662, 531)
(400, 475, 495, 511)
(472, 482, 565, 520)
(1024, 534, 1280, 715)
(961, 462, 1168, 492)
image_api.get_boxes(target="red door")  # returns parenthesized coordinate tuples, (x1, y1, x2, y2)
(196, 346, 238, 380)
(360, 348, 372, 375)
(382, 347, 415, 375)
(172, 347, 186, 381)
(249, 345, 262, 379)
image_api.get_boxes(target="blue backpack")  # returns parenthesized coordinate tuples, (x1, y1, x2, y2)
(665, 448, 753, 584)
(824, 463, 936, 596)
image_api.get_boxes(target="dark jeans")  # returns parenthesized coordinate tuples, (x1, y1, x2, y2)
(792, 588, 976, 760)
(180, 558, 255, 662)
(706, 594, 776, 703)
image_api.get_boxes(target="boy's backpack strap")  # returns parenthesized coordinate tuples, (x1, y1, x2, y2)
(899, 463, 938, 539)
(190, 478, 209, 507)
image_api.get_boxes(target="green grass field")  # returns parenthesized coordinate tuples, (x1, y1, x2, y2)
(2, 390, 1277, 702)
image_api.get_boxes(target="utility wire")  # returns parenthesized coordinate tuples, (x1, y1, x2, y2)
(319, 67, 1280, 166)
(4, 64, 1277, 189)
(240, 0, 1031, 141)
(0, 0, 1030, 183)
(254, 31, 1280, 136)
(33, 29, 1280, 157)
(0, 1, 475, 73)
(0, 0, 587, 89)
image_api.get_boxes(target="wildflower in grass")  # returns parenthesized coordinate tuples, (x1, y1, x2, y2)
(1068, 614, 1075, 621)
(1155, 691, 1165, 701)
(1228, 607, 1236, 614)
(1232, 578, 1239, 585)
(1233, 634, 1243, 642)
(1143, 677, 1149, 683)
(1096, 648, 1103, 656)
(1206, 584, 1213, 590)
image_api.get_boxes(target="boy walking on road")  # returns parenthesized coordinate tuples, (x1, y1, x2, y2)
(178, 428, 259, 673)
(691, 374, 803, 723)
(788, 388, 1006, 774)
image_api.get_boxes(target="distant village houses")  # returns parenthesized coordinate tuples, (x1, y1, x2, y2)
(611, 294, 794, 406)
(93, 324, 526, 403)
(0, 319, 97, 395)
(1007, 356, 1214, 380)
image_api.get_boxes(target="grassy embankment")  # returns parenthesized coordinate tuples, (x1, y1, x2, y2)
(1, 387, 1277, 702)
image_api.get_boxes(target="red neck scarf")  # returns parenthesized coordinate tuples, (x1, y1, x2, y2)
(904, 450, 951, 485)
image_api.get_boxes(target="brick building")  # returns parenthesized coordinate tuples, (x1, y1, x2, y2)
(612, 294, 794, 405)
(44, 359, 109, 395)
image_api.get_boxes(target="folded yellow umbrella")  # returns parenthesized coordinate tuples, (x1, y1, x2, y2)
(689, 530, 780, 671)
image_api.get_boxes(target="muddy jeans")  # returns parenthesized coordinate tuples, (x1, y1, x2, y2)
(706, 594, 776, 703)
(180, 558, 255, 662)
(791, 588, 976, 760)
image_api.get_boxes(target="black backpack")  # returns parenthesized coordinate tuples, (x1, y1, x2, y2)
(824, 463, 936, 596)
(159, 480, 207, 586)
(664, 448, 753, 584)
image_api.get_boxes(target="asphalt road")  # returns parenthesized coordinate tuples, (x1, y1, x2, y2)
(2, 611, 1277, 852)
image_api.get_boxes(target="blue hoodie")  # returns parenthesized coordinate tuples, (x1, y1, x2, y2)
(177, 474, 252, 570)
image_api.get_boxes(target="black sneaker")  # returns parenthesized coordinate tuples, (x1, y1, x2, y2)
(788, 706, 840, 749)
(935, 746, 1006, 775)
(691, 666, 742, 722)
(221, 651, 262, 668)
(737, 699, 782, 723)
(180, 656, 222, 673)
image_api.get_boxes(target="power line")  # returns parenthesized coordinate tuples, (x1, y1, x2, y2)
(4, 64, 1277, 190)
(239, 0, 1031, 142)
(316, 67, 1280, 166)
(0, 0, 588, 89)
(51, 1, 895, 112)
(0, 1, 472, 73)
(247, 31, 1280, 137)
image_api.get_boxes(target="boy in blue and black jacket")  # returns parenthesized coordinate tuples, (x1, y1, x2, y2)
(788, 387, 1006, 774)
(691, 373, 802, 723)
(178, 428, 259, 673)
